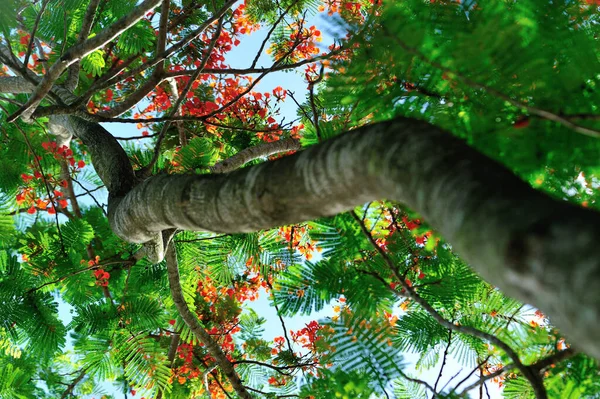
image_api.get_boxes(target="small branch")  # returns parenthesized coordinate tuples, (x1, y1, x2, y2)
(307, 65, 324, 142)
(210, 138, 301, 174)
(433, 329, 452, 396)
(166, 51, 340, 78)
(203, 362, 218, 395)
(167, 78, 187, 146)
(141, 16, 224, 176)
(98, 74, 163, 118)
(71, 178, 107, 216)
(210, 372, 234, 399)
(156, 332, 181, 399)
(60, 367, 88, 399)
(250, 1, 297, 68)
(26, 260, 134, 294)
(165, 243, 253, 399)
(287, 90, 314, 128)
(155, 0, 171, 73)
(6, 120, 66, 254)
(530, 348, 576, 372)
(349, 211, 548, 399)
(8, 0, 163, 121)
(397, 369, 436, 396)
(23, 0, 49, 70)
(385, 30, 600, 139)
(233, 359, 317, 375)
(244, 386, 301, 398)
(65, 0, 102, 91)
(449, 355, 491, 395)
(460, 364, 517, 396)
(266, 281, 294, 354)
(175, 234, 228, 243)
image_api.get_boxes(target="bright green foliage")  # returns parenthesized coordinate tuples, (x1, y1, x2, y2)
(0, 0, 599, 398)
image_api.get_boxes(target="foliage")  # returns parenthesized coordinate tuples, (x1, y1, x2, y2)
(0, 0, 599, 398)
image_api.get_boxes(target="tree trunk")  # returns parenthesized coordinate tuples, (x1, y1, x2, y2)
(58, 115, 600, 360)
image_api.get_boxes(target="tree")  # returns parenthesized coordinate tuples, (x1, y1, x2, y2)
(0, 0, 599, 398)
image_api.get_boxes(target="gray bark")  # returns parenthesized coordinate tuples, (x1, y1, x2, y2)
(50, 115, 600, 361)
(210, 137, 301, 174)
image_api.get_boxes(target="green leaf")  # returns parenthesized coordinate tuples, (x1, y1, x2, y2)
(62, 218, 95, 250)
(81, 50, 106, 77)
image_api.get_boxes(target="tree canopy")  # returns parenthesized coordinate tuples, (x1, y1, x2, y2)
(0, 0, 599, 398)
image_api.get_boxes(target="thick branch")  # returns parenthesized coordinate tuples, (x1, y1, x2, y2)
(103, 117, 600, 361)
(0, 76, 34, 93)
(165, 244, 252, 399)
(48, 116, 135, 198)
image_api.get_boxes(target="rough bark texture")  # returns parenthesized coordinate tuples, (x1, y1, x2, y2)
(210, 137, 301, 174)
(49, 116, 135, 198)
(50, 115, 600, 361)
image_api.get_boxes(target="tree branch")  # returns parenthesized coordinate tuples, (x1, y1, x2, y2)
(458, 348, 575, 396)
(62, 112, 600, 362)
(65, 0, 102, 91)
(60, 367, 88, 399)
(350, 211, 547, 399)
(210, 138, 301, 174)
(165, 243, 252, 399)
(8, 0, 162, 122)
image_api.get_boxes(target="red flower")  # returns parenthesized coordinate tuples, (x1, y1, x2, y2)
(27, 206, 36, 214)
(514, 118, 530, 129)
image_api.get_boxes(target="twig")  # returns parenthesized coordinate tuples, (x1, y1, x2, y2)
(175, 234, 228, 243)
(6, 120, 66, 254)
(60, 366, 88, 399)
(287, 90, 314, 128)
(233, 359, 317, 375)
(141, 16, 225, 176)
(449, 355, 491, 395)
(8, 0, 163, 122)
(65, 0, 102, 91)
(165, 243, 253, 399)
(71, 178, 107, 216)
(349, 211, 548, 399)
(307, 64, 324, 142)
(167, 78, 187, 146)
(385, 30, 600, 139)
(433, 329, 452, 396)
(26, 260, 134, 294)
(250, 0, 298, 68)
(23, 0, 49, 70)
(267, 281, 295, 354)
